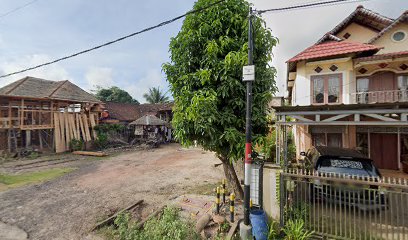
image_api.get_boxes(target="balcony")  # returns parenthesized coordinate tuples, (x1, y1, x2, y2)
(351, 89, 408, 104)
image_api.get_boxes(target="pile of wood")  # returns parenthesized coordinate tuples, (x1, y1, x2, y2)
(53, 112, 98, 153)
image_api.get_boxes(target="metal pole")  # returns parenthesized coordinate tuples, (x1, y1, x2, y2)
(216, 186, 220, 214)
(222, 179, 226, 203)
(244, 7, 254, 227)
(230, 193, 235, 223)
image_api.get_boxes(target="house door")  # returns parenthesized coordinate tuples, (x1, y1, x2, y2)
(369, 71, 396, 102)
(370, 133, 399, 170)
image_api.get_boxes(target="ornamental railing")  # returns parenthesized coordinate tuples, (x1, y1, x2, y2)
(351, 89, 408, 104)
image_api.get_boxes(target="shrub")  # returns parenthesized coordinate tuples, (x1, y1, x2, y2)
(262, 128, 296, 164)
(69, 139, 83, 151)
(94, 133, 108, 150)
(268, 220, 281, 240)
(94, 124, 125, 135)
(285, 201, 310, 221)
(114, 207, 199, 240)
(282, 219, 314, 240)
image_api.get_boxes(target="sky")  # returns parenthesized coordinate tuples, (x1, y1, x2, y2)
(0, 0, 406, 103)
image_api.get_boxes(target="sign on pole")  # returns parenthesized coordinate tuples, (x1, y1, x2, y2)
(242, 65, 255, 81)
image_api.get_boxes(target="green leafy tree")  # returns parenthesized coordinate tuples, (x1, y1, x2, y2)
(163, 0, 277, 198)
(94, 86, 139, 104)
(143, 87, 170, 103)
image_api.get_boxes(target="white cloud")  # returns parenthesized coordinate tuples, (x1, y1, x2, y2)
(0, 54, 71, 87)
(127, 68, 166, 103)
(84, 67, 114, 91)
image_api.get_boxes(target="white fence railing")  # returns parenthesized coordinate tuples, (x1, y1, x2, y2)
(351, 89, 408, 104)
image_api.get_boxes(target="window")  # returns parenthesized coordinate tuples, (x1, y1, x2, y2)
(313, 77, 324, 103)
(328, 75, 341, 103)
(311, 74, 342, 104)
(312, 133, 326, 146)
(356, 78, 369, 103)
(357, 78, 369, 92)
(312, 133, 343, 147)
(398, 75, 408, 90)
(392, 31, 406, 42)
(398, 75, 408, 101)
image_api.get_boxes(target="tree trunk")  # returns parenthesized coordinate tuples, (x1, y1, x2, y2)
(219, 156, 244, 200)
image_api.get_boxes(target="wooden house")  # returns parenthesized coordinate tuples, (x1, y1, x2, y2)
(0, 76, 103, 154)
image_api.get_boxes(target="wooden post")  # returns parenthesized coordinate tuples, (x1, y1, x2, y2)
(38, 130, 43, 149)
(8, 101, 11, 128)
(26, 130, 31, 148)
(7, 129, 11, 152)
(20, 99, 24, 128)
(51, 101, 54, 128)
(39, 101, 42, 127)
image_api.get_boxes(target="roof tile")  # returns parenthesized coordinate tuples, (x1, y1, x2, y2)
(287, 41, 382, 63)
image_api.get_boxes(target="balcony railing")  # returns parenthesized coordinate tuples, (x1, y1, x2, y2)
(351, 89, 408, 104)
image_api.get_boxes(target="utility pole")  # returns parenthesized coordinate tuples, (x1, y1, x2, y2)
(240, 7, 254, 239)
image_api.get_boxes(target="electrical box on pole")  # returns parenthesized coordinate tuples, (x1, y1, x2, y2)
(242, 65, 255, 81)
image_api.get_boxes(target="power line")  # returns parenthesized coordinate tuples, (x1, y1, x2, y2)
(0, 0, 371, 79)
(257, 0, 368, 14)
(0, 0, 40, 20)
(0, 0, 225, 79)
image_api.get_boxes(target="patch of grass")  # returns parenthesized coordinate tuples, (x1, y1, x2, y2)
(0, 167, 75, 191)
(114, 207, 200, 240)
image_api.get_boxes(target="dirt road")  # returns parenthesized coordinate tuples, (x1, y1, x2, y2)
(0, 144, 223, 240)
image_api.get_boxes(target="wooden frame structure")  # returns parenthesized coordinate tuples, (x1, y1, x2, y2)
(0, 97, 102, 153)
(0, 77, 103, 154)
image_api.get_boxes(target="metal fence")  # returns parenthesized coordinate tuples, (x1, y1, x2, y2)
(280, 169, 408, 240)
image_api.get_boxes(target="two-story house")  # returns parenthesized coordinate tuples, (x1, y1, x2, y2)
(275, 6, 408, 171)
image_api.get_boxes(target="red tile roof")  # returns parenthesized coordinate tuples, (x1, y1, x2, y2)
(354, 51, 408, 64)
(287, 41, 382, 63)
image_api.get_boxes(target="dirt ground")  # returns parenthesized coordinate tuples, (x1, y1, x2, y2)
(0, 144, 224, 240)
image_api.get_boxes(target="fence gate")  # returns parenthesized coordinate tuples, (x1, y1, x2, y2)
(280, 169, 408, 240)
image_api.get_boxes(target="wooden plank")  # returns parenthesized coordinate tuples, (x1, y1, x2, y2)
(64, 112, 71, 148)
(72, 151, 107, 157)
(226, 219, 241, 240)
(59, 112, 66, 152)
(53, 113, 63, 153)
(91, 200, 144, 231)
(69, 114, 77, 140)
(89, 113, 97, 140)
(82, 114, 91, 141)
(135, 205, 167, 230)
(78, 113, 86, 142)
(75, 114, 81, 140)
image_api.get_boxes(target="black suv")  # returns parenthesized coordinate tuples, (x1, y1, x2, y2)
(301, 146, 386, 210)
